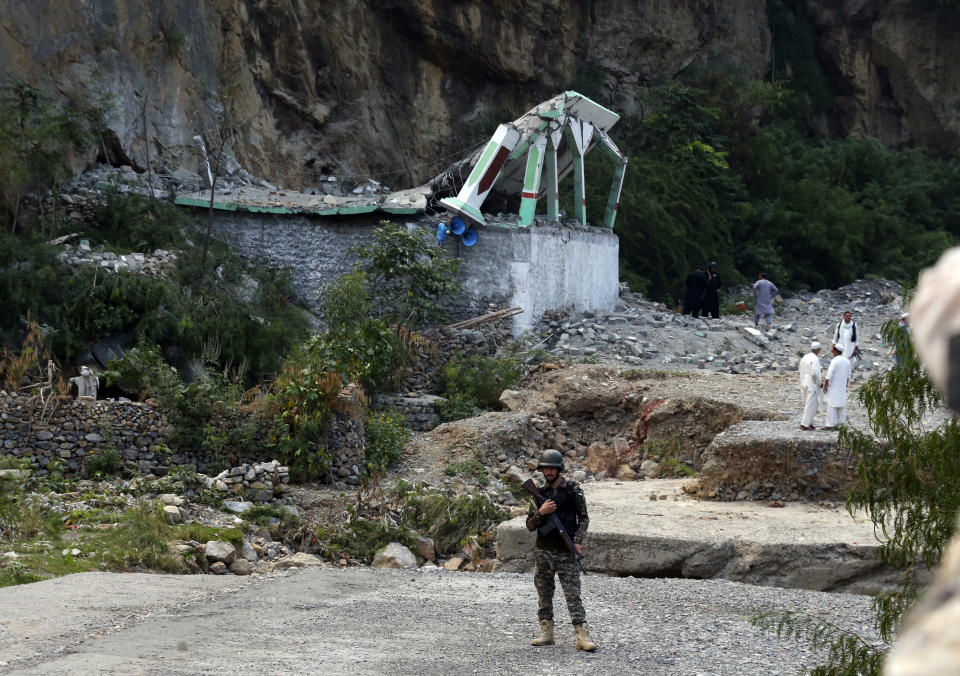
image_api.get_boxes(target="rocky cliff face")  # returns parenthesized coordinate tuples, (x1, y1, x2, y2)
(802, 0, 960, 150)
(0, 0, 955, 191)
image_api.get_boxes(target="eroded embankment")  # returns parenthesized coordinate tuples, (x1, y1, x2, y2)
(496, 480, 912, 595)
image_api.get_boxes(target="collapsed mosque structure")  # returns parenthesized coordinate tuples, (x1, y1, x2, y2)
(172, 92, 626, 334)
(439, 90, 627, 231)
(430, 91, 626, 333)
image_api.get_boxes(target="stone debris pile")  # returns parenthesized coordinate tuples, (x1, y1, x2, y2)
(689, 420, 857, 501)
(204, 460, 291, 502)
(58, 241, 177, 276)
(530, 279, 906, 381)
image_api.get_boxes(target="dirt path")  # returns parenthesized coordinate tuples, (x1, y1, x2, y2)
(0, 567, 873, 675)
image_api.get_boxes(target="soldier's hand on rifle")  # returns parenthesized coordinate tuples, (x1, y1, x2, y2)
(538, 499, 557, 516)
(575, 543, 583, 555)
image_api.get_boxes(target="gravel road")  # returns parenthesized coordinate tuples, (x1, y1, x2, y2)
(0, 567, 876, 675)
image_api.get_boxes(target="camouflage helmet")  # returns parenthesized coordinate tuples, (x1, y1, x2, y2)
(537, 449, 564, 470)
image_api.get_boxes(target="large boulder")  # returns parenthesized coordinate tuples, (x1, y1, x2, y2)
(694, 421, 857, 501)
(372, 542, 417, 569)
(585, 443, 618, 476)
(204, 541, 236, 564)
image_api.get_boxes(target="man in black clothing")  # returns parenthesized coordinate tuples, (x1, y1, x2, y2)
(683, 266, 707, 315)
(526, 449, 597, 651)
(700, 261, 721, 319)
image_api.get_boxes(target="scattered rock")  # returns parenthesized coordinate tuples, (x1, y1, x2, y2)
(499, 389, 524, 411)
(204, 541, 237, 564)
(443, 557, 465, 571)
(585, 443, 618, 476)
(413, 536, 436, 563)
(162, 505, 183, 523)
(229, 559, 255, 575)
(372, 542, 418, 569)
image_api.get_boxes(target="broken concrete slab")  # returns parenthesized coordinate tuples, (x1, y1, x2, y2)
(496, 479, 905, 594)
(740, 326, 769, 347)
(693, 420, 856, 501)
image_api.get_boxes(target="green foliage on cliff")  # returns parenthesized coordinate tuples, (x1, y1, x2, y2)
(0, 190, 309, 385)
(579, 71, 960, 302)
(0, 73, 99, 234)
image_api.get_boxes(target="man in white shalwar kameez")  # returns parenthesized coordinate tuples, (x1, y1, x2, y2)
(798, 342, 822, 430)
(822, 343, 852, 429)
(833, 311, 859, 362)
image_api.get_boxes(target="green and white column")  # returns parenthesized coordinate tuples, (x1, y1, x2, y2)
(564, 119, 594, 226)
(518, 133, 547, 227)
(440, 123, 521, 227)
(544, 126, 563, 221)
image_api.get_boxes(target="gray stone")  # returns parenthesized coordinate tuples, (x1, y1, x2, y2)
(241, 541, 258, 562)
(372, 542, 418, 569)
(204, 541, 237, 564)
(162, 505, 183, 523)
(503, 465, 526, 485)
(229, 558, 255, 575)
(223, 500, 252, 514)
(413, 536, 436, 562)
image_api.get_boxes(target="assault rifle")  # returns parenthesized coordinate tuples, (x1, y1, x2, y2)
(521, 478, 586, 573)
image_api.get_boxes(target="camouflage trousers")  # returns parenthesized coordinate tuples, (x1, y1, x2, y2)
(534, 548, 585, 625)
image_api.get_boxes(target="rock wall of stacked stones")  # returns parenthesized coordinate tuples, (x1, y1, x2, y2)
(0, 393, 175, 475)
(325, 413, 366, 485)
(0, 393, 365, 481)
(371, 322, 513, 432)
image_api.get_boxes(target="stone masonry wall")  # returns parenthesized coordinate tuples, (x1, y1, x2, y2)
(0, 393, 173, 475)
(0, 393, 365, 481)
(207, 211, 618, 335)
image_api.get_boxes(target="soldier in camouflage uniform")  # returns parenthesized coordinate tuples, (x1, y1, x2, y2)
(525, 449, 598, 651)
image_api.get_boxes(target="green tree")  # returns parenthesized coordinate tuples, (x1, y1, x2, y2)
(758, 320, 960, 673)
(350, 221, 461, 326)
(0, 74, 97, 235)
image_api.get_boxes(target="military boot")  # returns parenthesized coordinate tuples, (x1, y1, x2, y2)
(574, 623, 598, 651)
(530, 619, 555, 646)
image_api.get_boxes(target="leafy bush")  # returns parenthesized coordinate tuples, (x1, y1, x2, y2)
(364, 410, 409, 475)
(93, 188, 190, 252)
(267, 339, 353, 481)
(400, 486, 506, 555)
(320, 268, 371, 329)
(328, 514, 413, 564)
(579, 74, 960, 303)
(81, 447, 123, 479)
(0, 493, 62, 542)
(0, 73, 98, 234)
(322, 485, 507, 563)
(106, 345, 257, 462)
(350, 221, 462, 326)
(102, 502, 183, 572)
(436, 391, 481, 423)
(1, 189, 309, 384)
(440, 354, 521, 410)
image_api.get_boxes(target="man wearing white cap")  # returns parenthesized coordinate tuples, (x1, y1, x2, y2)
(798, 342, 823, 430)
(822, 343, 852, 430)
